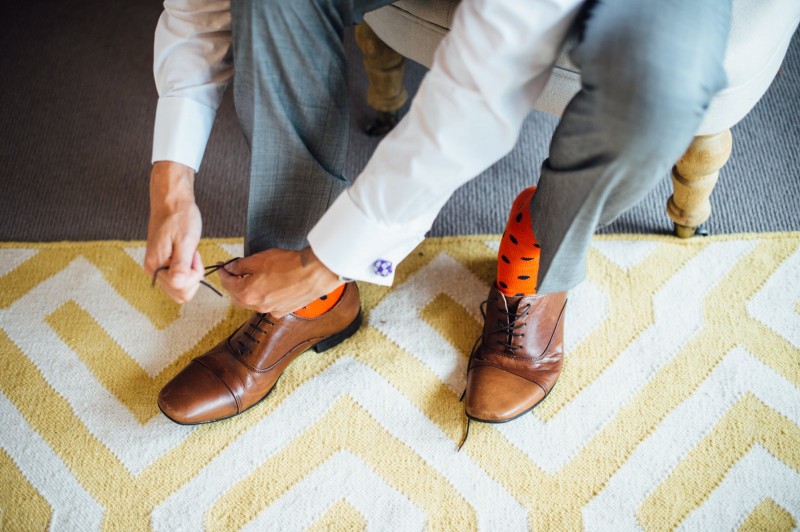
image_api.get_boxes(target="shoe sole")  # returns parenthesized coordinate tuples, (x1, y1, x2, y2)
(159, 310, 363, 426)
(312, 310, 363, 353)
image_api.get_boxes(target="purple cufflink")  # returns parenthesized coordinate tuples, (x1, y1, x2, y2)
(373, 259, 393, 277)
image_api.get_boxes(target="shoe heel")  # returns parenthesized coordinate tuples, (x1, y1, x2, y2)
(313, 311, 363, 353)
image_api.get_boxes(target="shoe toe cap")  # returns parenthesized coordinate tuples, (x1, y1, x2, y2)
(465, 366, 546, 422)
(158, 361, 238, 424)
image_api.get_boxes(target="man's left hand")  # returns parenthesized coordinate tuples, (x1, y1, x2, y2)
(218, 247, 341, 318)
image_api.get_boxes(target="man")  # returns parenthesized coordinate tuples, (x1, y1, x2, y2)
(148, 0, 731, 430)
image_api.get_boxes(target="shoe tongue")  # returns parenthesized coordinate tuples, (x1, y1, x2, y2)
(497, 291, 523, 316)
(482, 288, 520, 347)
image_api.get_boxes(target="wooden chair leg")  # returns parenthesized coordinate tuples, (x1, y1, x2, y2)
(667, 130, 732, 238)
(354, 22, 408, 136)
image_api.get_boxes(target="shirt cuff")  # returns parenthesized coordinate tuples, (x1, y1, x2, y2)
(308, 190, 427, 287)
(152, 96, 216, 172)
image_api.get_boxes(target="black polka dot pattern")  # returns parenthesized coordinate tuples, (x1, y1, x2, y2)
(496, 186, 540, 297)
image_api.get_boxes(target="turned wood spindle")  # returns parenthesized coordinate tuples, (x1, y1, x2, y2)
(354, 22, 408, 135)
(667, 129, 733, 238)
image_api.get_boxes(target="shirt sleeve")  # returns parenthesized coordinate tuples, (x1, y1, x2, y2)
(152, 0, 233, 172)
(308, 0, 583, 286)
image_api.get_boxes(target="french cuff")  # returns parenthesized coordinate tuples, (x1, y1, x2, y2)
(307, 191, 426, 287)
(151, 96, 216, 172)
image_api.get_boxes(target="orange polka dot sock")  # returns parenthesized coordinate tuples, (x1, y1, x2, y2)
(293, 284, 346, 318)
(496, 186, 541, 296)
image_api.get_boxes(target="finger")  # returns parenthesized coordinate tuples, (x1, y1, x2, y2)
(156, 273, 193, 303)
(154, 254, 202, 305)
(144, 233, 172, 277)
(168, 237, 198, 289)
(162, 281, 201, 305)
(224, 255, 257, 277)
(271, 309, 289, 319)
(228, 294, 253, 311)
(225, 286, 261, 312)
(262, 294, 307, 319)
(158, 283, 188, 305)
(182, 281, 201, 303)
(168, 251, 205, 302)
(218, 267, 248, 297)
(191, 250, 204, 275)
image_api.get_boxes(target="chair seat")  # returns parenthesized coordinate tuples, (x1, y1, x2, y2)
(364, 0, 800, 133)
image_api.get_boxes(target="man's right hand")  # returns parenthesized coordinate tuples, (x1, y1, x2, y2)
(145, 161, 204, 303)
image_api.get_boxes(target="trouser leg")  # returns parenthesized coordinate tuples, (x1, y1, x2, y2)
(531, 0, 731, 293)
(231, 0, 394, 255)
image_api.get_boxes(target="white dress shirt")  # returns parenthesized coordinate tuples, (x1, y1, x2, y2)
(152, 0, 583, 286)
(153, 0, 233, 172)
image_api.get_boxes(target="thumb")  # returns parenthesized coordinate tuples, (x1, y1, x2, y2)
(191, 250, 204, 276)
(223, 255, 256, 277)
(169, 240, 197, 287)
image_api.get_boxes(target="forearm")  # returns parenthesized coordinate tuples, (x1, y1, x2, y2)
(149, 161, 196, 212)
(309, 0, 584, 284)
(351, 0, 584, 226)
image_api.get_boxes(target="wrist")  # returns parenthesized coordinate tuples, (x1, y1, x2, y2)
(301, 247, 341, 287)
(150, 161, 196, 211)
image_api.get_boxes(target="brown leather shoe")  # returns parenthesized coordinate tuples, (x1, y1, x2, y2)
(158, 282, 362, 425)
(464, 284, 567, 423)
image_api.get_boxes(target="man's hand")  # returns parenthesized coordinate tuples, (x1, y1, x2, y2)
(144, 161, 204, 303)
(218, 247, 341, 318)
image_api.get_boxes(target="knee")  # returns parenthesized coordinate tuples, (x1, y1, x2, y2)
(579, 25, 728, 165)
(607, 78, 718, 165)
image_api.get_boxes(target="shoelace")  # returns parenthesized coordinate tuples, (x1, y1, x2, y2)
(151, 256, 274, 356)
(466, 298, 531, 359)
(457, 296, 567, 451)
(151, 257, 278, 358)
(236, 312, 274, 356)
(495, 304, 531, 351)
(458, 297, 531, 452)
(150, 256, 242, 297)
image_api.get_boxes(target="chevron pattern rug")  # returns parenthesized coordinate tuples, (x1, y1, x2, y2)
(1, 234, 799, 531)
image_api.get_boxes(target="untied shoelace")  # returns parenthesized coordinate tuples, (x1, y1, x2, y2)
(150, 256, 242, 297)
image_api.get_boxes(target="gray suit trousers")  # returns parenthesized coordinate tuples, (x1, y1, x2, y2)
(532, 0, 731, 293)
(232, 0, 731, 293)
(231, 0, 394, 256)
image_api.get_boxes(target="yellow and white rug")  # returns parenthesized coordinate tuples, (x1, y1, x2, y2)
(1, 234, 799, 531)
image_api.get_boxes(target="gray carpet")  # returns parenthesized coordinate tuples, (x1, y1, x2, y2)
(0, 0, 798, 242)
